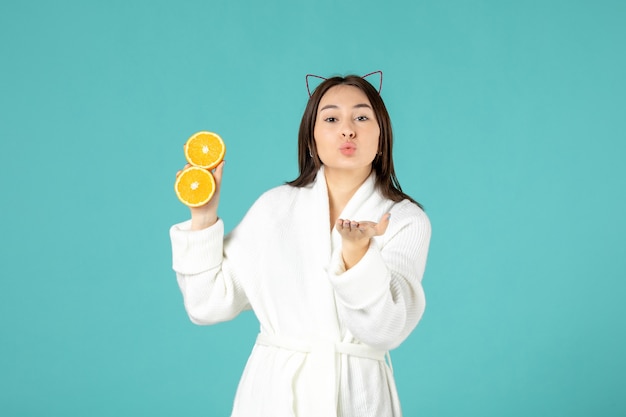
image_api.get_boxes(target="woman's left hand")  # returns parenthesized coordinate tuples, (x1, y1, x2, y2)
(336, 213, 391, 269)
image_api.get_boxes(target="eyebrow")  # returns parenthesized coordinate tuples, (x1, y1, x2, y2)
(319, 103, 373, 111)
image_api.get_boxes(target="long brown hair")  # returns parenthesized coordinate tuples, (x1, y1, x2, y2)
(287, 74, 422, 208)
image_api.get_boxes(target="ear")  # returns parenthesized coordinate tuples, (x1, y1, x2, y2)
(362, 70, 383, 94)
(306, 74, 327, 97)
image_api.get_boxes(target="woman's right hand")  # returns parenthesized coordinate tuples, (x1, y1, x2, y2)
(176, 160, 225, 230)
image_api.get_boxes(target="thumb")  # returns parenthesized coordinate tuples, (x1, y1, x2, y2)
(374, 213, 391, 236)
(212, 160, 225, 186)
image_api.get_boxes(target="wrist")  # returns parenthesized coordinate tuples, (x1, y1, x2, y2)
(342, 238, 370, 252)
(341, 239, 370, 270)
(190, 211, 218, 230)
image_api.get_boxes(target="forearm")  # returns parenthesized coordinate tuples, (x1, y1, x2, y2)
(190, 205, 218, 230)
(190, 212, 218, 230)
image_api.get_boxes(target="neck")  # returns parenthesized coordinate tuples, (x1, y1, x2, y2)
(324, 166, 372, 226)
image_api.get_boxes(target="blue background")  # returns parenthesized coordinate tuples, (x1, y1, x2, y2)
(1, 0, 625, 416)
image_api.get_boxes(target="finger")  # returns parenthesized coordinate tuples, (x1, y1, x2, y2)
(176, 163, 192, 178)
(353, 221, 374, 231)
(374, 213, 391, 235)
(337, 218, 357, 233)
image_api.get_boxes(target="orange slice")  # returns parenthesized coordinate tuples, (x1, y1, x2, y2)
(184, 131, 226, 169)
(174, 166, 216, 207)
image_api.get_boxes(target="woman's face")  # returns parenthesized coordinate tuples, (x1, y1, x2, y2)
(313, 85, 380, 176)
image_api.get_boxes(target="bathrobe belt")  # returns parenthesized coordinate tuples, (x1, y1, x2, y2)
(255, 333, 392, 417)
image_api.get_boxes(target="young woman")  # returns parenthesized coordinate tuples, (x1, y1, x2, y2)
(170, 73, 431, 417)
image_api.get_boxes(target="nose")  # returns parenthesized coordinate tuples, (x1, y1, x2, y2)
(341, 122, 355, 139)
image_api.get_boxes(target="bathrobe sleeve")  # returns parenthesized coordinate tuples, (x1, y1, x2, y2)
(170, 186, 296, 326)
(327, 200, 431, 351)
(170, 218, 252, 325)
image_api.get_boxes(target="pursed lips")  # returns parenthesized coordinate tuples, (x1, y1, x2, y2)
(340, 142, 356, 155)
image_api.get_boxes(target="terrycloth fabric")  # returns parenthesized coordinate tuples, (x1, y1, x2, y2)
(170, 168, 431, 417)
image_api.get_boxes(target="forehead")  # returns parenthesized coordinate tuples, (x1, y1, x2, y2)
(318, 85, 371, 108)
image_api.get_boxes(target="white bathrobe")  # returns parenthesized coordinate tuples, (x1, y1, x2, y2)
(170, 168, 431, 417)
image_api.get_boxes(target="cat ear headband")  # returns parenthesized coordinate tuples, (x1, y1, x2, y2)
(305, 70, 383, 97)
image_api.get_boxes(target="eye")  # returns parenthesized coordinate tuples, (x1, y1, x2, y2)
(356, 115, 369, 121)
(324, 117, 338, 122)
